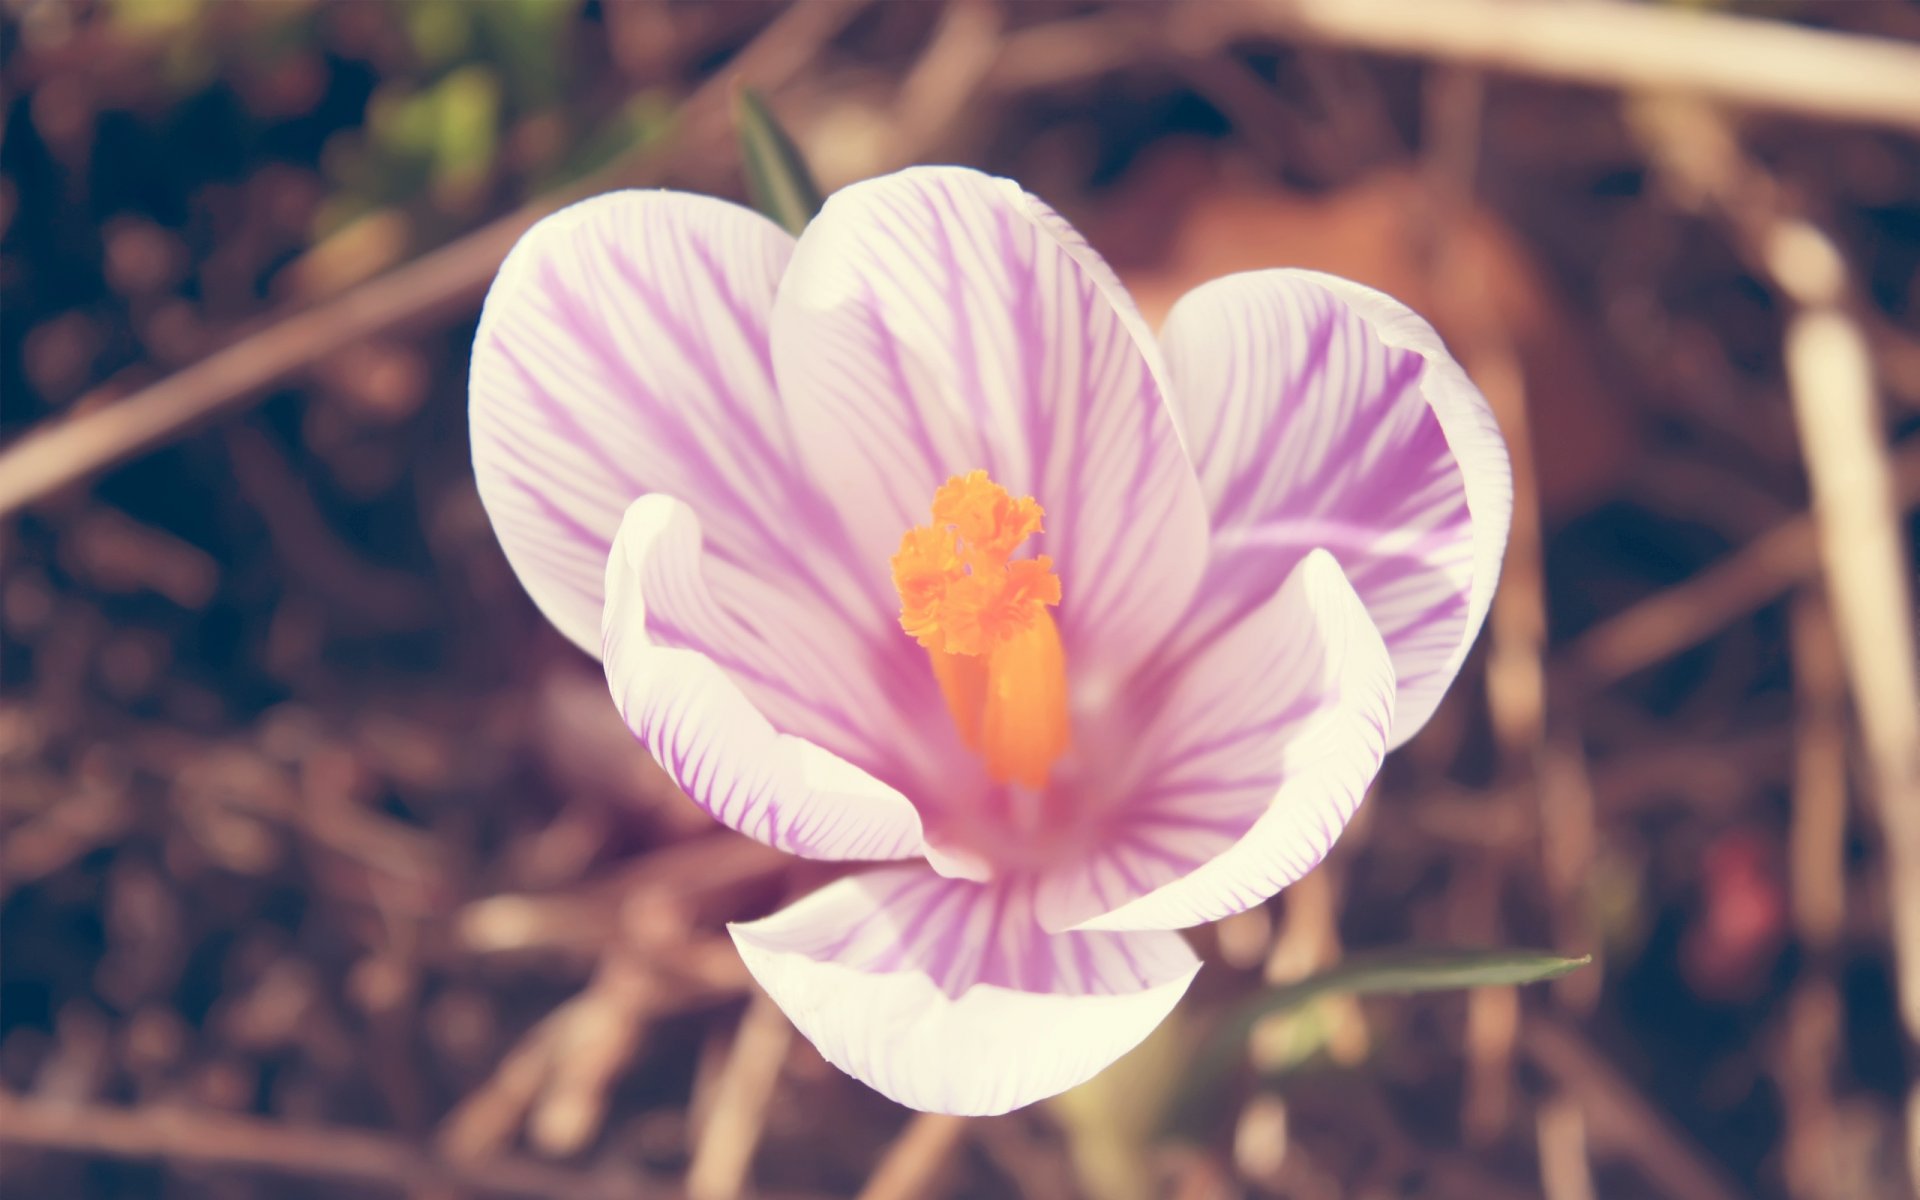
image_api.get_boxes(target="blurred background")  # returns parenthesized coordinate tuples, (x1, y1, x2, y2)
(3, 1, 1919, 1197)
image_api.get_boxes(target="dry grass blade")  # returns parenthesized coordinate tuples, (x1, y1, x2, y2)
(685, 992, 795, 1200)
(1555, 440, 1920, 692)
(1634, 97, 1920, 1182)
(0, 1089, 662, 1200)
(0, 209, 531, 518)
(0, 0, 869, 519)
(1535, 1094, 1598, 1200)
(1776, 269, 1920, 1190)
(855, 1113, 971, 1200)
(1245, 0, 1920, 133)
(1522, 1019, 1745, 1200)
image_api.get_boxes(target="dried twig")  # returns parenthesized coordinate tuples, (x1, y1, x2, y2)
(1238, 0, 1920, 133)
(1773, 231, 1920, 1195)
(1789, 594, 1849, 957)
(1556, 440, 1920, 693)
(436, 960, 659, 1165)
(879, 0, 1006, 169)
(685, 991, 795, 1200)
(1774, 982, 1851, 1200)
(1522, 1018, 1745, 1200)
(0, 1089, 662, 1200)
(855, 1113, 971, 1200)
(1535, 1094, 1598, 1200)
(525, 962, 657, 1159)
(1777, 599, 1848, 1199)
(0, 0, 868, 519)
(1634, 100, 1920, 1183)
(454, 833, 786, 962)
(0, 207, 530, 519)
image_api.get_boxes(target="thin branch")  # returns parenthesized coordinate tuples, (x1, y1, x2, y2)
(0, 0, 868, 519)
(1522, 1018, 1746, 1200)
(685, 992, 794, 1200)
(855, 1114, 971, 1200)
(1555, 440, 1920, 693)
(0, 1090, 657, 1200)
(0, 204, 528, 518)
(1632, 102, 1920, 1181)
(1242, 0, 1920, 134)
(1535, 1094, 1599, 1200)
(1773, 228, 1920, 1196)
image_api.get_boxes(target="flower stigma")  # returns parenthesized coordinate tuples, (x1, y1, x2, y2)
(890, 471, 1070, 790)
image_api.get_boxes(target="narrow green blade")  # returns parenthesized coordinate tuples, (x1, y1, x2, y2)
(733, 86, 823, 236)
(1236, 947, 1591, 1018)
(1168, 947, 1589, 1136)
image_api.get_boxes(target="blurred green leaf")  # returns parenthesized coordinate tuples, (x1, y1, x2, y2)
(107, 0, 205, 34)
(369, 85, 437, 161)
(1234, 947, 1589, 1016)
(734, 87, 823, 236)
(430, 65, 502, 198)
(1168, 947, 1589, 1138)
(469, 0, 580, 110)
(405, 0, 474, 67)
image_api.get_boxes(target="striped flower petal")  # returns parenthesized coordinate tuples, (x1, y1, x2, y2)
(602, 495, 932, 863)
(732, 865, 1200, 1115)
(770, 166, 1211, 686)
(471, 189, 882, 654)
(1159, 269, 1511, 748)
(1039, 551, 1395, 932)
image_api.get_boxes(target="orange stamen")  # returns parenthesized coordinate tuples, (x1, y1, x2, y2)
(889, 470, 1070, 789)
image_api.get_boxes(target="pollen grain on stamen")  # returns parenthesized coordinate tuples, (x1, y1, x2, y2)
(890, 471, 1057, 656)
(889, 471, 1069, 789)
(930, 469, 1045, 561)
(891, 525, 964, 649)
(928, 558, 1060, 658)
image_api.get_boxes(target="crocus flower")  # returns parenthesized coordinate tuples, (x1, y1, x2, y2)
(470, 166, 1509, 1115)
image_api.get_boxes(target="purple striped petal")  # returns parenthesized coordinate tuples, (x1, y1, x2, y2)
(770, 166, 1211, 684)
(1039, 551, 1395, 932)
(472, 189, 881, 654)
(603, 495, 932, 862)
(1159, 270, 1511, 748)
(732, 865, 1199, 1114)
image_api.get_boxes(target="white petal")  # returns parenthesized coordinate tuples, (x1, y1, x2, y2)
(603, 495, 931, 862)
(1161, 269, 1511, 747)
(1040, 551, 1395, 932)
(770, 166, 1211, 684)
(471, 189, 884, 653)
(733, 866, 1200, 1115)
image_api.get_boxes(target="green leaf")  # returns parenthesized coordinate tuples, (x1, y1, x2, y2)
(108, 0, 204, 35)
(404, 0, 474, 68)
(1167, 947, 1589, 1138)
(733, 87, 823, 236)
(1234, 947, 1589, 1019)
(429, 64, 503, 199)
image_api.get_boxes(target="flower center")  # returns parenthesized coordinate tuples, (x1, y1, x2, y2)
(890, 470, 1070, 790)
